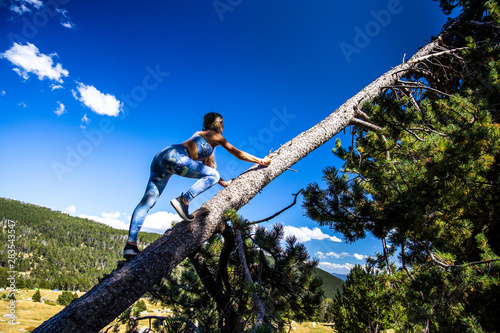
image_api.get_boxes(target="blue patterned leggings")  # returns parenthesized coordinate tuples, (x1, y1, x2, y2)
(127, 145, 219, 243)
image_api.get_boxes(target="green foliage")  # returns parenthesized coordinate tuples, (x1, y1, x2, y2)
(0, 197, 159, 291)
(148, 211, 324, 332)
(461, 315, 487, 333)
(332, 265, 398, 332)
(111, 299, 153, 333)
(434, 0, 499, 20)
(32, 289, 41, 302)
(134, 299, 147, 314)
(56, 290, 79, 306)
(303, 3, 500, 332)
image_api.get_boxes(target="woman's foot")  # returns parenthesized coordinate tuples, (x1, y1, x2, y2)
(171, 194, 194, 221)
(123, 242, 140, 260)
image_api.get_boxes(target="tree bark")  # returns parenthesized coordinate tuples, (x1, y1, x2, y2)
(33, 36, 443, 333)
(234, 228, 268, 328)
(188, 246, 241, 332)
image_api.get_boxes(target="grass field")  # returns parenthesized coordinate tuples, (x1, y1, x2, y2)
(0, 289, 335, 333)
(0, 289, 68, 333)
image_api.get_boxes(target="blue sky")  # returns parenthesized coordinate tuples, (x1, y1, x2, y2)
(0, 0, 450, 275)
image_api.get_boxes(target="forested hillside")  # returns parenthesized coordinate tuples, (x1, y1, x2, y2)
(0, 197, 343, 297)
(0, 197, 159, 291)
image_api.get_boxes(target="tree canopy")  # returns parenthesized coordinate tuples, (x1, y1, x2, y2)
(139, 209, 324, 332)
(303, 1, 500, 331)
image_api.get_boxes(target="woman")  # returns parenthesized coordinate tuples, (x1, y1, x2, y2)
(123, 112, 272, 259)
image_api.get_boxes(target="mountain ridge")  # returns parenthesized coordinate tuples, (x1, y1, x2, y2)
(0, 197, 343, 297)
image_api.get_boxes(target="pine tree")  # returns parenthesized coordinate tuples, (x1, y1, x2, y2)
(331, 265, 396, 333)
(146, 208, 323, 332)
(302, 1, 500, 331)
(32, 289, 41, 303)
(57, 291, 78, 306)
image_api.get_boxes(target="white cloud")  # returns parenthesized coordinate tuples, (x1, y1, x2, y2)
(66, 205, 76, 214)
(10, 4, 30, 15)
(54, 101, 66, 116)
(61, 21, 75, 29)
(283, 226, 342, 243)
(0, 90, 5, 96)
(18, 101, 27, 108)
(26, 0, 43, 8)
(73, 82, 123, 117)
(51, 84, 63, 90)
(80, 113, 90, 129)
(56, 8, 76, 29)
(80, 211, 129, 230)
(318, 261, 356, 274)
(322, 251, 350, 258)
(354, 253, 368, 260)
(142, 211, 180, 234)
(9, 0, 43, 15)
(79, 210, 178, 235)
(1, 43, 69, 83)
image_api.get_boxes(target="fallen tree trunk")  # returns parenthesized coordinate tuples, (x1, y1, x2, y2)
(33, 35, 443, 333)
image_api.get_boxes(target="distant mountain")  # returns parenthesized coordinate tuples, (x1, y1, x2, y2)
(332, 273, 348, 281)
(0, 197, 343, 298)
(0, 197, 159, 291)
(313, 266, 344, 299)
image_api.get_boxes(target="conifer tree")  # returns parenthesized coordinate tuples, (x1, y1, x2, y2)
(32, 289, 41, 303)
(303, 1, 500, 331)
(146, 208, 323, 332)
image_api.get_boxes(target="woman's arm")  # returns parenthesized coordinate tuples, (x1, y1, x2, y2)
(205, 131, 271, 166)
(219, 137, 271, 166)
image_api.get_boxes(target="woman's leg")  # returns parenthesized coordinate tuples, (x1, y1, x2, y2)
(127, 172, 171, 243)
(160, 146, 220, 203)
(162, 147, 219, 220)
(182, 168, 220, 202)
(176, 156, 220, 202)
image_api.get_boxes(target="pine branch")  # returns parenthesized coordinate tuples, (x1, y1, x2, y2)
(467, 20, 500, 29)
(234, 228, 268, 328)
(407, 47, 469, 64)
(349, 118, 384, 132)
(429, 251, 500, 269)
(248, 190, 303, 225)
(355, 107, 371, 121)
(384, 84, 453, 97)
(188, 249, 240, 329)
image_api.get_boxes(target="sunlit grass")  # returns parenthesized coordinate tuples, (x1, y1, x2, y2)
(0, 289, 336, 333)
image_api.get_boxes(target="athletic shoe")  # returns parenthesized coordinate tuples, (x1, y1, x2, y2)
(123, 242, 140, 260)
(171, 195, 194, 221)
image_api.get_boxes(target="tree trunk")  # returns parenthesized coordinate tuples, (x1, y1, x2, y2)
(33, 36, 442, 333)
(188, 245, 242, 332)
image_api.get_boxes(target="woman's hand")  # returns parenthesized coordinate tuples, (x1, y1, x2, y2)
(260, 156, 271, 166)
(219, 179, 234, 187)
